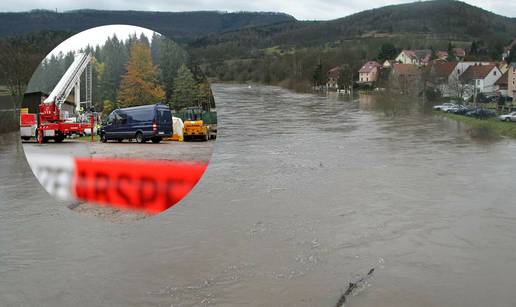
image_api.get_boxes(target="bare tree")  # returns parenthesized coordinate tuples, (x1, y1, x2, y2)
(448, 74, 466, 101)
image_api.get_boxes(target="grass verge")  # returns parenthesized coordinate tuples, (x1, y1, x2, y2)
(75, 134, 100, 142)
(435, 111, 516, 139)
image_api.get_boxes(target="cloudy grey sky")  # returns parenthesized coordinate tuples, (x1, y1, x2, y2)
(0, 0, 515, 20)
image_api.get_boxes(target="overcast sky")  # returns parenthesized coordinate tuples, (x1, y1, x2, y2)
(47, 25, 157, 58)
(0, 0, 515, 20)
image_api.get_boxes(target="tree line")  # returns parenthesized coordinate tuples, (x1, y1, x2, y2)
(27, 32, 214, 116)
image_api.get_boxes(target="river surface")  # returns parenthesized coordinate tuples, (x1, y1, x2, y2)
(2, 84, 516, 306)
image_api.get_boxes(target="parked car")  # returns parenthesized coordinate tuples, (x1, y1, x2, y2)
(499, 112, 516, 122)
(453, 106, 474, 115)
(446, 105, 463, 113)
(465, 108, 497, 119)
(433, 102, 457, 111)
(99, 104, 173, 143)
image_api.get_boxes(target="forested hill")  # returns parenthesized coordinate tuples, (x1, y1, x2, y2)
(189, 0, 516, 56)
(0, 10, 296, 41)
(184, 0, 516, 90)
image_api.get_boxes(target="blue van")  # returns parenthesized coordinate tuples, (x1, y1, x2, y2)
(100, 104, 172, 143)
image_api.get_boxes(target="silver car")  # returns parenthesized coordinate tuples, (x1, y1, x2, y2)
(499, 112, 516, 122)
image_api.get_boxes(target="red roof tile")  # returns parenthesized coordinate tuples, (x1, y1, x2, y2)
(459, 64, 496, 82)
(393, 63, 420, 76)
(359, 61, 381, 73)
(428, 62, 458, 78)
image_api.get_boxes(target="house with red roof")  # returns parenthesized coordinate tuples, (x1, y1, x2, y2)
(453, 48, 466, 60)
(495, 70, 509, 96)
(391, 63, 422, 93)
(426, 62, 460, 97)
(326, 66, 341, 90)
(395, 49, 432, 66)
(459, 64, 502, 94)
(358, 61, 381, 84)
(434, 48, 466, 62)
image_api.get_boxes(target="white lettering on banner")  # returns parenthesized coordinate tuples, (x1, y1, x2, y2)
(25, 154, 74, 201)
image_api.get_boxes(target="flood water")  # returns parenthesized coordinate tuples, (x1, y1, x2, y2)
(2, 83, 516, 306)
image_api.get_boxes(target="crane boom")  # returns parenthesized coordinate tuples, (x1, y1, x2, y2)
(44, 52, 92, 114)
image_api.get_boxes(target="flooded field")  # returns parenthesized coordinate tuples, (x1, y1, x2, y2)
(2, 84, 516, 306)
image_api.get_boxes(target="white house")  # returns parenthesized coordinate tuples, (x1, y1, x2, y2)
(459, 64, 502, 95)
(395, 50, 432, 66)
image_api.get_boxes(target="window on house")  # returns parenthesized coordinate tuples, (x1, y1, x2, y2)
(494, 71, 497, 76)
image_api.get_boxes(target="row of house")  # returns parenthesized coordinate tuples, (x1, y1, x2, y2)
(326, 47, 516, 100)
(395, 48, 466, 66)
(425, 61, 515, 99)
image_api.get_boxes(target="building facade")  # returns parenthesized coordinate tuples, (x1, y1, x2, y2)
(509, 63, 516, 98)
(358, 61, 381, 84)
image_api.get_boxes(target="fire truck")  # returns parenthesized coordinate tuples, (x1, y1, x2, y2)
(20, 52, 94, 143)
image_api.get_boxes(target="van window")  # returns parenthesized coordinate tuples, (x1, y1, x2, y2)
(117, 112, 127, 125)
(157, 109, 171, 124)
(107, 112, 115, 124)
(128, 108, 152, 122)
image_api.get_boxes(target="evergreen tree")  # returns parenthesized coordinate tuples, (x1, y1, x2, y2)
(447, 42, 455, 61)
(117, 42, 165, 107)
(312, 61, 325, 87)
(470, 41, 479, 55)
(378, 43, 397, 61)
(171, 64, 196, 110)
(157, 36, 189, 102)
(100, 35, 128, 103)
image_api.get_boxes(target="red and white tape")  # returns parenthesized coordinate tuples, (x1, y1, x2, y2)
(26, 154, 208, 214)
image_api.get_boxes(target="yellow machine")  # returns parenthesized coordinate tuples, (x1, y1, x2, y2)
(183, 119, 210, 141)
(182, 107, 216, 141)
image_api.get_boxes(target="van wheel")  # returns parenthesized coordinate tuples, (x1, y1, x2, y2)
(101, 134, 108, 143)
(136, 132, 145, 143)
(54, 135, 65, 143)
(151, 137, 161, 144)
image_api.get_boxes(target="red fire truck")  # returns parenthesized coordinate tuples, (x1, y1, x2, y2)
(20, 52, 94, 143)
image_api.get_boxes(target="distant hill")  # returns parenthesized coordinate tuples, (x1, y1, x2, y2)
(189, 0, 516, 57)
(185, 0, 516, 89)
(0, 10, 296, 41)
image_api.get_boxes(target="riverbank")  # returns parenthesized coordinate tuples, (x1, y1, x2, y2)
(434, 111, 516, 139)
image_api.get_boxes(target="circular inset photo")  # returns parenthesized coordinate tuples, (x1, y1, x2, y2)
(21, 25, 216, 221)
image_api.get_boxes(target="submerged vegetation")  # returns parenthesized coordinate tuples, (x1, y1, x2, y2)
(435, 112, 516, 139)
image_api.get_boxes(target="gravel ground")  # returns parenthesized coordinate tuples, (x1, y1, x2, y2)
(23, 138, 214, 162)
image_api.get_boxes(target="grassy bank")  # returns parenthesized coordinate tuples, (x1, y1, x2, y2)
(75, 134, 100, 142)
(435, 111, 516, 139)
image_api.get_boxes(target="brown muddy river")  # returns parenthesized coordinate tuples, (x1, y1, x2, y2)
(1, 84, 516, 306)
